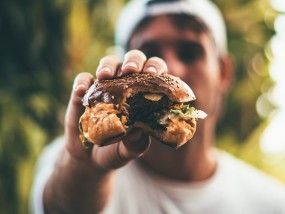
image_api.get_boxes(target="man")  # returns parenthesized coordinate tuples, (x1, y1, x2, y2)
(31, 0, 285, 213)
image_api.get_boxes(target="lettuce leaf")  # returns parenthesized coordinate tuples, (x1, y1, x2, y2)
(170, 105, 207, 120)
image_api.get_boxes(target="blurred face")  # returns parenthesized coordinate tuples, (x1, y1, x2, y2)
(128, 15, 229, 120)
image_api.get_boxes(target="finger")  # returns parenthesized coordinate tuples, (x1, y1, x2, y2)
(92, 129, 150, 169)
(120, 129, 150, 160)
(119, 50, 147, 76)
(96, 55, 121, 80)
(142, 57, 168, 74)
(65, 72, 94, 155)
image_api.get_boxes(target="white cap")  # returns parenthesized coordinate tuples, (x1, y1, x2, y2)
(115, 0, 227, 56)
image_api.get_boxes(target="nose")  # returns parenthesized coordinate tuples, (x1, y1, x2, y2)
(163, 50, 187, 79)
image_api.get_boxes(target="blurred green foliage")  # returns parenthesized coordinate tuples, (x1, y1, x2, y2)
(0, 0, 70, 213)
(215, 0, 276, 140)
(0, 0, 284, 213)
(214, 0, 285, 182)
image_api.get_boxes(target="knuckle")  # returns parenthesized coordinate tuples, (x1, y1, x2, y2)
(99, 54, 121, 65)
(73, 72, 94, 90)
(74, 72, 93, 82)
(96, 55, 121, 79)
(121, 50, 147, 74)
(125, 49, 146, 60)
(123, 50, 147, 64)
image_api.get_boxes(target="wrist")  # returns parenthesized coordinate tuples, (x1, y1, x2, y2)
(63, 144, 112, 176)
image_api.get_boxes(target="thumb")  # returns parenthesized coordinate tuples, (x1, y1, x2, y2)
(92, 129, 150, 170)
(65, 72, 94, 156)
(120, 128, 151, 160)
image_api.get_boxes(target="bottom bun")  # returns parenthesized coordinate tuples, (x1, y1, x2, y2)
(133, 117, 196, 148)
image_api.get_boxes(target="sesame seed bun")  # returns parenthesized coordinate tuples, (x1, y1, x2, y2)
(82, 73, 196, 108)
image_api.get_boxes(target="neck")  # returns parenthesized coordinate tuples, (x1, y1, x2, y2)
(139, 121, 217, 182)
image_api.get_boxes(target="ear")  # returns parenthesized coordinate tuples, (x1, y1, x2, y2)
(219, 54, 234, 94)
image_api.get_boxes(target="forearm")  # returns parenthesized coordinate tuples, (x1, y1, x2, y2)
(43, 148, 114, 214)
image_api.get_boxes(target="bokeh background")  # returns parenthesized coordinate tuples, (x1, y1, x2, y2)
(0, 0, 284, 213)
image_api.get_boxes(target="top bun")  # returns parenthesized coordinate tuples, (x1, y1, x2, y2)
(83, 73, 196, 107)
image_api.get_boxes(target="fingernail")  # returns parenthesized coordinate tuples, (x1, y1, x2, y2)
(98, 66, 112, 73)
(123, 61, 138, 69)
(145, 66, 157, 73)
(73, 83, 86, 90)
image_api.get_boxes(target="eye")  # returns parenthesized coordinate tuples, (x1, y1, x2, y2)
(139, 42, 162, 59)
(177, 42, 205, 63)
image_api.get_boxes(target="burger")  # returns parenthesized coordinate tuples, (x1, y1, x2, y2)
(79, 73, 206, 148)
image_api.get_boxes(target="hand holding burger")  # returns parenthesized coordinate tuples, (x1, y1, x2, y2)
(79, 52, 206, 149)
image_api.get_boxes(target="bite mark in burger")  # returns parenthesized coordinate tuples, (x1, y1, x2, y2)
(79, 73, 207, 148)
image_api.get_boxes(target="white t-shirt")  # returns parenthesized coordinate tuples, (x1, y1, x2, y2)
(30, 137, 285, 214)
